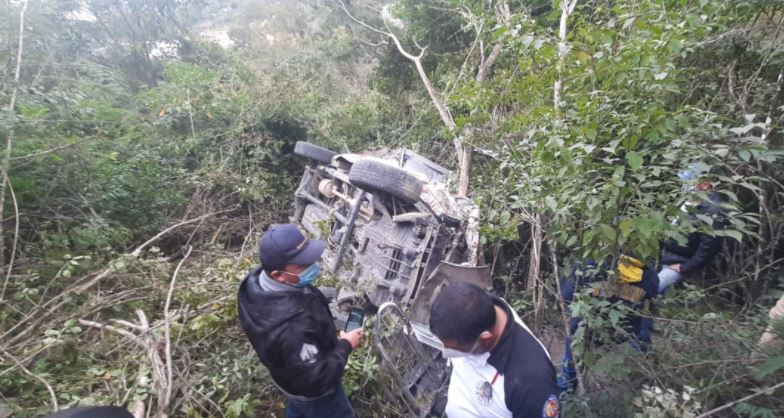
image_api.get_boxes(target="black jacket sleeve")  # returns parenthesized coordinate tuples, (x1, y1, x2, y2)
(277, 331, 353, 396)
(506, 369, 561, 418)
(680, 232, 722, 273)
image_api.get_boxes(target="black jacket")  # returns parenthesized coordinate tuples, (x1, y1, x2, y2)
(661, 192, 726, 273)
(237, 267, 352, 398)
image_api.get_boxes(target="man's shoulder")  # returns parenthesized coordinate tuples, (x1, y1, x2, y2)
(501, 323, 556, 382)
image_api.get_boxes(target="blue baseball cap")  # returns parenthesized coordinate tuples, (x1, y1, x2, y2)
(678, 163, 709, 181)
(259, 223, 326, 270)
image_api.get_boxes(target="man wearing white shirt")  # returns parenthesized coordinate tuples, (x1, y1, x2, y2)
(430, 283, 560, 418)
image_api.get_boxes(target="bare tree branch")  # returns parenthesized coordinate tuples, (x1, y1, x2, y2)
(476, 43, 503, 83)
(131, 209, 234, 258)
(79, 309, 173, 418)
(9, 138, 91, 161)
(0, 347, 59, 411)
(2, 209, 233, 348)
(186, 87, 196, 138)
(555, 0, 579, 115)
(695, 380, 784, 418)
(1, 0, 28, 272)
(163, 246, 192, 410)
(338, 0, 461, 159)
(0, 171, 20, 302)
(78, 319, 145, 345)
(7, 0, 27, 113)
(340, 0, 510, 198)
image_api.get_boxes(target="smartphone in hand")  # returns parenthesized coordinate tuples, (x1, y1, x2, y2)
(345, 307, 365, 332)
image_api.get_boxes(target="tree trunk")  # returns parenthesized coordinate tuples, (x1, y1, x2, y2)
(554, 0, 578, 114)
(0, 0, 28, 295)
(527, 215, 544, 322)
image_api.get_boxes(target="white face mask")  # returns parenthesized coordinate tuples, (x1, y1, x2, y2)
(441, 338, 482, 359)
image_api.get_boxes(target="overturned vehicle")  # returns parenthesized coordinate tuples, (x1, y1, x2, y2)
(290, 141, 491, 416)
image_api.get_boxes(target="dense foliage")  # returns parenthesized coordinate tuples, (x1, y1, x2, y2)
(1, 0, 782, 417)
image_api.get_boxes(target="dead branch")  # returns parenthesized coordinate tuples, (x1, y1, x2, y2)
(78, 319, 145, 345)
(131, 208, 234, 258)
(79, 309, 173, 418)
(696, 380, 784, 418)
(9, 137, 91, 161)
(0, 346, 59, 411)
(527, 214, 544, 321)
(111, 319, 148, 332)
(186, 87, 196, 138)
(136, 310, 170, 418)
(0, 171, 20, 302)
(239, 204, 254, 261)
(554, 0, 579, 115)
(163, 246, 192, 411)
(1, 0, 28, 271)
(7, 0, 27, 113)
(476, 43, 503, 83)
(384, 26, 457, 133)
(2, 210, 232, 348)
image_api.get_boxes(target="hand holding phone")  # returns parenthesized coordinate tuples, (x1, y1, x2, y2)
(339, 327, 363, 350)
(339, 307, 365, 350)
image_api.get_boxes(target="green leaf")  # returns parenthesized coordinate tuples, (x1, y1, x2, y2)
(714, 229, 744, 242)
(637, 217, 656, 239)
(626, 152, 643, 170)
(545, 196, 558, 212)
(600, 224, 617, 242)
(608, 308, 624, 326)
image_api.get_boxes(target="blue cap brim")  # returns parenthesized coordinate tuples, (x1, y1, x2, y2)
(288, 239, 326, 266)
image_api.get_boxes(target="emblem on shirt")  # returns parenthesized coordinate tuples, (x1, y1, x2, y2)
(474, 380, 493, 406)
(542, 394, 560, 418)
(299, 343, 318, 364)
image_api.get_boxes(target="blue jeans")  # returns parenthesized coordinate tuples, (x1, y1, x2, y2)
(285, 385, 354, 418)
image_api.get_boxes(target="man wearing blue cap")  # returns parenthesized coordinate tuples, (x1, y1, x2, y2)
(238, 223, 363, 418)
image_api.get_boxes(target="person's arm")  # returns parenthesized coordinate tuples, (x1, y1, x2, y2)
(679, 232, 721, 273)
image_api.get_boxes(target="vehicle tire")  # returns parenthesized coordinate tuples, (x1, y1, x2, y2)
(294, 141, 337, 164)
(348, 158, 422, 203)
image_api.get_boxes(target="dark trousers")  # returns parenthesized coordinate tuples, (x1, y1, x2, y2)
(285, 385, 354, 418)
